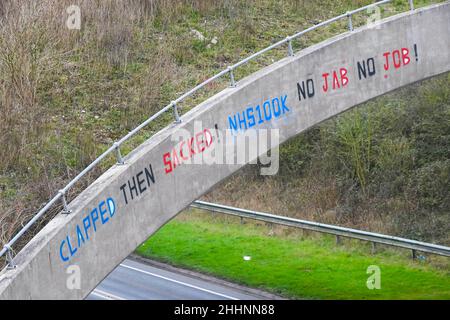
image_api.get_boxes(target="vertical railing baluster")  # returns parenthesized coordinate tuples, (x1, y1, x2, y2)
(172, 101, 181, 124)
(347, 12, 353, 31)
(287, 36, 294, 56)
(59, 190, 71, 214)
(228, 66, 236, 87)
(114, 142, 125, 165)
(0, 1, 423, 266)
(5, 245, 16, 269)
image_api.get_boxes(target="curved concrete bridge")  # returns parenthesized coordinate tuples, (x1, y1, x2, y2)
(1, 2, 449, 299)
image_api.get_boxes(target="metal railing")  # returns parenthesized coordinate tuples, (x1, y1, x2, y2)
(1, 0, 415, 268)
(191, 201, 450, 258)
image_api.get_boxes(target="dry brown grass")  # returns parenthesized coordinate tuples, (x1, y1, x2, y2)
(203, 166, 409, 236)
(0, 0, 230, 265)
(1, 0, 274, 268)
(1, 0, 446, 269)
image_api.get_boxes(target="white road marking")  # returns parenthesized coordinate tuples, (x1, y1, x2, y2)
(119, 263, 239, 300)
(91, 289, 126, 300)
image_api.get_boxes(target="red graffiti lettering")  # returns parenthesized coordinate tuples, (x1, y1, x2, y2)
(383, 52, 390, 71)
(340, 68, 348, 86)
(322, 67, 349, 92)
(322, 73, 329, 92)
(332, 71, 340, 90)
(402, 48, 410, 65)
(163, 129, 215, 175)
(163, 153, 172, 174)
(392, 50, 401, 69)
(383, 47, 412, 73)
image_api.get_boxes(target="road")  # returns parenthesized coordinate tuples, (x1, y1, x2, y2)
(87, 258, 268, 300)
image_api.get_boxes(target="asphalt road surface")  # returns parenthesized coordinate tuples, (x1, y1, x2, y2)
(87, 258, 267, 300)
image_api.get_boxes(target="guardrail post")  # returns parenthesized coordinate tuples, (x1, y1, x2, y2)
(412, 249, 417, 260)
(408, 0, 414, 11)
(5, 245, 16, 269)
(59, 190, 72, 214)
(371, 242, 376, 254)
(192, 201, 450, 257)
(286, 36, 294, 57)
(114, 142, 125, 165)
(172, 101, 181, 124)
(269, 222, 274, 235)
(62, 194, 70, 214)
(228, 66, 236, 88)
(346, 12, 353, 31)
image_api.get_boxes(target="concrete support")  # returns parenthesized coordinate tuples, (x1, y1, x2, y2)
(0, 3, 449, 299)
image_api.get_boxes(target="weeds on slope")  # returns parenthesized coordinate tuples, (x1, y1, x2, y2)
(0, 0, 446, 268)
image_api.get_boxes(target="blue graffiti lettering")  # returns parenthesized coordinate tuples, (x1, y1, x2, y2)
(59, 197, 117, 263)
(228, 94, 290, 132)
(60, 239, 69, 262)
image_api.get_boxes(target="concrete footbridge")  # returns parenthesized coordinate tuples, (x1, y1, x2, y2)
(1, 1, 449, 299)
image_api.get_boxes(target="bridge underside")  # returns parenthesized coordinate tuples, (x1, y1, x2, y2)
(1, 2, 449, 299)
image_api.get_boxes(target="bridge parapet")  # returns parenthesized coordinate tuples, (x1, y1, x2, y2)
(1, 1, 449, 299)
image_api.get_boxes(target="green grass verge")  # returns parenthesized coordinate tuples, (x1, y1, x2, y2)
(136, 211, 450, 300)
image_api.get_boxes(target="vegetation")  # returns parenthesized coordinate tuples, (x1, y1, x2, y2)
(137, 209, 450, 299)
(0, 0, 448, 275)
(208, 73, 450, 243)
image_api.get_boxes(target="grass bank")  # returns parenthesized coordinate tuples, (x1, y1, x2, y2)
(1, 0, 448, 268)
(136, 210, 450, 300)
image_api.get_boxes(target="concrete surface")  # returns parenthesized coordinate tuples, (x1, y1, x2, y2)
(1, 3, 449, 299)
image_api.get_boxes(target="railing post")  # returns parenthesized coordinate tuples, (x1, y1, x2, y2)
(408, 0, 414, 11)
(269, 222, 274, 235)
(286, 36, 294, 57)
(346, 12, 353, 31)
(113, 142, 125, 165)
(4, 245, 16, 269)
(228, 66, 236, 88)
(59, 190, 71, 214)
(172, 101, 181, 124)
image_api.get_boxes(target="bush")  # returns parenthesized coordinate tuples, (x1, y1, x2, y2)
(408, 160, 450, 211)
